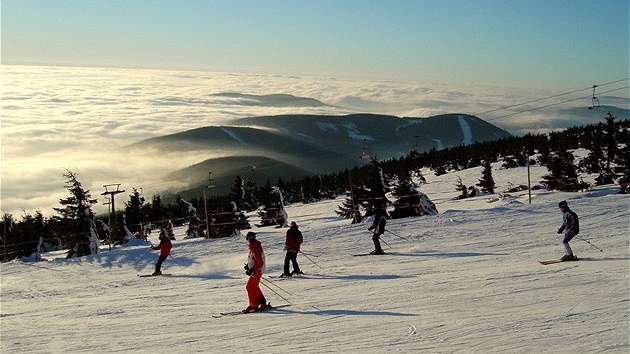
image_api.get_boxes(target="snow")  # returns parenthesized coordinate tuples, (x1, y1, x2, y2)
(219, 127, 247, 145)
(1, 162, 629, 354)
(457, 115, 473, 145)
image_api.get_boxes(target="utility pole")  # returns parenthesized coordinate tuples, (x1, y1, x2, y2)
(524, 148, 531, 204)
(2, 217, 7, 262)
(102, 184, 125, 250)
(203, 172, 215, 238)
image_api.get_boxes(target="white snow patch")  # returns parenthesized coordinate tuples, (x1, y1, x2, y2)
(458, 115, 473, 145)
(317, 121, 339, 132)
(344, 122, 374, 141)
(220, 127, 247, 145)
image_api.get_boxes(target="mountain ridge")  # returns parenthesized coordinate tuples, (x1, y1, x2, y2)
(130, 113, 512, 197)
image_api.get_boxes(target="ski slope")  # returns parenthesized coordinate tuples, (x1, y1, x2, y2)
(1, 162, 628, 354)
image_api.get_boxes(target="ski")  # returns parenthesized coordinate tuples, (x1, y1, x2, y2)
(270, 273, 305, 279)
(539, 260, 563, 265)
(138, 273, 171, 277)
(539, 258, 578, 265)
(213, 303, 291, 318)
(353, 253, 387, 256)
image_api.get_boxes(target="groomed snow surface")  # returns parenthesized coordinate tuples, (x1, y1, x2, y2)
(2, 162, 629, 353)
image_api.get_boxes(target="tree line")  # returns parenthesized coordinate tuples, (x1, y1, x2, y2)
(1, 113, 628, 262)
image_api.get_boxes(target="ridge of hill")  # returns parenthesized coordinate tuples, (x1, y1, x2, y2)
(130, 113, 512, 195)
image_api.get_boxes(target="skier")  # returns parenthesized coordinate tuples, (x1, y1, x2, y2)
(151, 233, 172, 275)
(557, 200, 579, 261)
(367, 207, 387, 255)
(280, 221, 303, 277)
(243, 232, 268, 313)
(165, 219, 175, 240)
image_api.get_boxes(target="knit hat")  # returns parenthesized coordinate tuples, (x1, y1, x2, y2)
(558, 200, 568, 208)
(245, 232, 256, 240)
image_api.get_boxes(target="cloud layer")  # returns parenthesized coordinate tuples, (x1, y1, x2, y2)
(1, 65, 626, 217)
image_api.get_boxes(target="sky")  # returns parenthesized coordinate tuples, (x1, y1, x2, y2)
(2, 158, 628, 353)
(2, 0, 628, 90)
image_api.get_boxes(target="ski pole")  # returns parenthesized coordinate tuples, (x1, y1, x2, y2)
(575, 236, 603, 252)
(261, 276, 293, 296)
(380, 237, 393, 249)
(259, 277, 293, 305)
(133, 247, 153, 267)
(299, 251, 318, 257)
(300, 251, 323, 269)
(169, 254, 185, 268)
(385, 229, 410, 241)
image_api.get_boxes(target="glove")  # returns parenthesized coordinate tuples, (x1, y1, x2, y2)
(557, 228, 563, 234)
(244, 264, 249, 271)
(284, 246, 288, 251)
(245, 268, 254, 276)
(368, 227, 373, 231)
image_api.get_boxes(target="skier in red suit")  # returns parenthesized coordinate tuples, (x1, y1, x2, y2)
(151, 233, 172, 275)
(243, 232, 268, 313)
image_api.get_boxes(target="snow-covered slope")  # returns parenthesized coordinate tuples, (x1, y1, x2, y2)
(1, 162, 628, 354)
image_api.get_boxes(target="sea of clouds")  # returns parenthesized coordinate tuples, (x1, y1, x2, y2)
(1, 65, 623, 217)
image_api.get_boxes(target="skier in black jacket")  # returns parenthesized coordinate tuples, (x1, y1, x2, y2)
(557, 200, 579, 261)
(368, 207, 387, 255)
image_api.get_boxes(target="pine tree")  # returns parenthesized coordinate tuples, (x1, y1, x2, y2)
(124, 188, 145, 234)
(390, 178, 420, 218)
(604, 113, 618, 173)
(256, 186, 288, 228)
(1, 213, 16, 261)
(541, 150, 590, 192)
(614, 125, 630, 193)
(365, 158, 389, 214)
(52, 170, 99, 255)
(454, 176, 469, 199)
(230, 175, 250, 210)
(476, 160, 496, 194)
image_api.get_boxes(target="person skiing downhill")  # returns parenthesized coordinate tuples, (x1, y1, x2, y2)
(280, 221, 303, 277)
(557, 200, 579, 261)
(243, 232, 268, 313)
(151, 233, 172, 275)
(367, 207, 387, 255)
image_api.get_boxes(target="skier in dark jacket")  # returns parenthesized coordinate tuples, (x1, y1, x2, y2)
(557, 200, 579, 261)
(152, 233, 172, 275)
(280, 221, 303, 277)
(368, 207, 387, 255)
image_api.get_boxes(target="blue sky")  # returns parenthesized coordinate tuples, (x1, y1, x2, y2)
(2, 0, 628, 90)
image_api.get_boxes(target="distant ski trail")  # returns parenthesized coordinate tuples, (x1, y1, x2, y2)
(457, 115, 473, 145)
(220, 127, 246, 145)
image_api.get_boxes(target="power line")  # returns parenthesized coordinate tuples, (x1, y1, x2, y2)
(475, 78, 629, 118)
(483, 84, 629, 123)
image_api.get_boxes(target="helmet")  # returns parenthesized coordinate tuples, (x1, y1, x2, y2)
(558, 200, 568, 208)
(245, 232, 256, 240)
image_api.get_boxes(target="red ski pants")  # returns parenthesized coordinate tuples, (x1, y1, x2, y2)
(246, 271, 266, 307)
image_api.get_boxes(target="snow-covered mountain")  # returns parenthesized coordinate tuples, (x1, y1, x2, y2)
(130, 113, 511, 196)
(2, 158, 628, 353)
